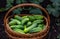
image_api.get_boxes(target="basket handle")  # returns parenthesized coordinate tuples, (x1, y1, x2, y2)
(4, 3, 50, 25)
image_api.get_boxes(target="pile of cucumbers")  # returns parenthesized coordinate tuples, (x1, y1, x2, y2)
(9, 15, 45, 34)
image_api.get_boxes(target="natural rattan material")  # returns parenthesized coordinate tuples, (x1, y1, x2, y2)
(4, 3, 50, 39)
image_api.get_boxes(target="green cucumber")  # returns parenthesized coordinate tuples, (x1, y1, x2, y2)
(14, 15, 22, 21)
(34, 15, 44, 20)
(28, 16, 35, 21)
(29, 27, 42, 33)
(13, 29, 25, 34)
(21, 18, 29, 25)
(29, 24, 44, 33)
(22, 16, 28, 19)
(9, 19, 21, 25)
(27, 21, 32, 26)
(10, 25, 23, 29)
(38, 24, 45, 29)
(33, 20, 44, 24)
(24, 23, 37, 33)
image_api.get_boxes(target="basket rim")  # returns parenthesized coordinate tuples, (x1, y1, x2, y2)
(4, 3, 50, 25)
(5, 26, 49, 39)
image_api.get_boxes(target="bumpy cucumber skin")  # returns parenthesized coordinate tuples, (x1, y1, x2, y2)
(29, 24, 45, 33)
(29, 27, 42, 33)
(9, 15, 45, 34)
(33, 20, 44, 24)
(9, 20, 16, 26)
(14, 15, 22, 21)
(28, 16, 35, 21)
(27, 21, 32, 26)
(9, 19, 21, 26)
(13, 29, 25, 34)
(38, 24, 45, 29)
(22, 16, 28, 19)
(34, 15, 44, 20)
(24, 23, 37, 33)
(21, 18, 29, 25)
(10, 25, 23, 29)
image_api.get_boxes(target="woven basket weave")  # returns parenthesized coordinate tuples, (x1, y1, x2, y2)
(4, 3, 50, 39)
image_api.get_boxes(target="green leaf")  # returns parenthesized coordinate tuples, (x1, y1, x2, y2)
(30, 0, 44, 4)
(21, 0, 27, 3)
(7, 0, 14, 3)
(5, 4, 12, 10)
(0, 8, 5, 12)
(46, 4, 60, 17)
(57, 34, 60, 39)
(56, 23, 60, 26)
(6, 0, 14, 10)
(13, 8, 22, 14)
(52, 10, 60, 17)
(16, 0, 21, 4)
(30, 8, 42, 14)
(51, 0, 60, 3)
(46, 0, 60, 17)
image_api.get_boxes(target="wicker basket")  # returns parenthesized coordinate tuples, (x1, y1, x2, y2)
(4, 3, 50, 39)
